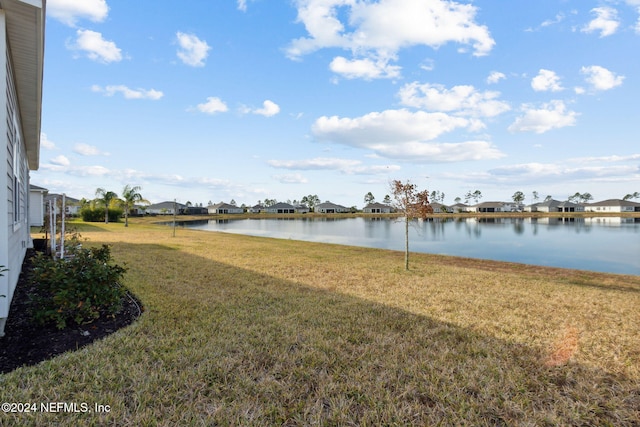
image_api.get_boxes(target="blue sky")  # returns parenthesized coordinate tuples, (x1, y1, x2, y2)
(34, 0, 640, 207)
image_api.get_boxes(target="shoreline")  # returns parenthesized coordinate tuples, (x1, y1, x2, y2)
(120, 217, 640, 278)
(143, 210, 640, 222)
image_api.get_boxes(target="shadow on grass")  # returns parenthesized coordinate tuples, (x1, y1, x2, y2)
(5, 241, 639, 426)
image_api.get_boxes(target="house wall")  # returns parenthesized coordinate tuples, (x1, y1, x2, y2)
(1, 15, 30, 335)
(586, 205, 632, 213)
(29, 188, 44, 226)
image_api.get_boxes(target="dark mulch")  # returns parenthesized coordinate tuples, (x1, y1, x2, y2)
(0, 250, 143, 374)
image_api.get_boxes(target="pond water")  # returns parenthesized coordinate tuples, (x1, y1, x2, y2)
(175, 216, 640, 275)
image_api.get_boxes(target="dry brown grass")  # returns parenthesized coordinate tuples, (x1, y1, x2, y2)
(2, 218, 639, 425)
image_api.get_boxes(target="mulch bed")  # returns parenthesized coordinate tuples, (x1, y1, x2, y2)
(0, 250, 143, 374)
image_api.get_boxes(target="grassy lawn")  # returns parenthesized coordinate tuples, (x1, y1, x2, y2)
(3, 218, 640, 425)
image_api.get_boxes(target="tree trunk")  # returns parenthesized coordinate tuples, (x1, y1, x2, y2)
(404, 215, 409, 270)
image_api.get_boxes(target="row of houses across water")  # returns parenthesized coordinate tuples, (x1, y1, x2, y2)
(139, 198, 640, 215)
(29, 184, 640, 221)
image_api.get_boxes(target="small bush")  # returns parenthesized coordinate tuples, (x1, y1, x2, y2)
(28, 245, 127, 329)
(80, 206, 123, 222)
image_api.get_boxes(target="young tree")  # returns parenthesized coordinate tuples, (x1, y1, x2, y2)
(383, 195, 392, 205)
(430, 190, 445, 204)
(364, 192, 375, 204)
(532, 191, 539, 202)
(465, 190, 482, 204)
(122, 185, 149, 227)
(95, 188, 119, 224)
(580, 192, 593, 204)
(301, 194, 320, 211)
(390, 179, 433, 271)
(512, 191, 525, 205)
(568, 192, 582, 203)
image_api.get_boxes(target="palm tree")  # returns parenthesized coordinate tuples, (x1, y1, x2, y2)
(122, 185, 149, 227)
(95, 188, 119, 224)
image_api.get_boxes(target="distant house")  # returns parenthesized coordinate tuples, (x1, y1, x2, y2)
(1, 0, 46, 337)
(29, 185, 47, 226)
(265, 202, 296, 214)
(45, 193, 82, 216)
(208, 202, 243, 214)
(584, 199, 640, 213)
(316, 202, 349, 213)
(525, 199, 584, 213)
(295, 204, 310, 214)
(449, 203, 471, 213)
(429, 202, 449, 213)
(147, 201, 186, 215)
(183, 206, 208, 215)
(467, 201, 511, 213)
(363, 202, 392, 214)
(249, 204, 265, 213)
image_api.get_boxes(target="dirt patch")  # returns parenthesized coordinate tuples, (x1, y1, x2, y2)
(0, 250, 143, 374)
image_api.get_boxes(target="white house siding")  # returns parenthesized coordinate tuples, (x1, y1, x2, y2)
(0, 0, 45, 336)
(29, 186, 45, 226)
(1, 15, 31, 335)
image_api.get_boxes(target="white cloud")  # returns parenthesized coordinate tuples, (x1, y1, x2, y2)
(50, 155, 70, 167)
(40, 133, 56, 150)
(442, 155, 640, 188)
(268, 157, 402, 175)
(48, 0, 109, 27)
(287, 0, 494, 79)
(486, 71, 506, 84)
(253, 100, 281, 117)
(311, 109, 504, 162)
(398, 83, 510, 118)
(580, 65, 624, 91)
(582, 7, 619, 37)
(488, 162, 638, 182)
(70, 29, 122, 63)
(272, 173, 309, 184)
(541, 13, 565, 28)
(314, 109, 472, 144)
(568, 153, 640, 163)
(329, 56, 401, 80)
(531, 69, 563, 92)
(195, 97, 228, 114)
(92, 85, 164, 100)
(268, 157, 360, 170)
(176, 32, 211, 67)
(73, 143, 109, 156)
(508, 100, 578, 134)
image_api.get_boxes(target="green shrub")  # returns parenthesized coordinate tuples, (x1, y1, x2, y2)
(80, 206, 123, 222)
(28, 245, 127, 329)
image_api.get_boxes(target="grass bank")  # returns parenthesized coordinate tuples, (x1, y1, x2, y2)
(3, 219, 640, 425)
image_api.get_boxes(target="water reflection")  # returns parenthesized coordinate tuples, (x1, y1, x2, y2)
(173, 216, 639, 275)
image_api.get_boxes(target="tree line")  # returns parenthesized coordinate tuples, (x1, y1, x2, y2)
(81, 185, 149, 226)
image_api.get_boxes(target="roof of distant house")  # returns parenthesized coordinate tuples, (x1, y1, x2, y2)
(586, 198, 640, 207)
(148, 201, 186, 210)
